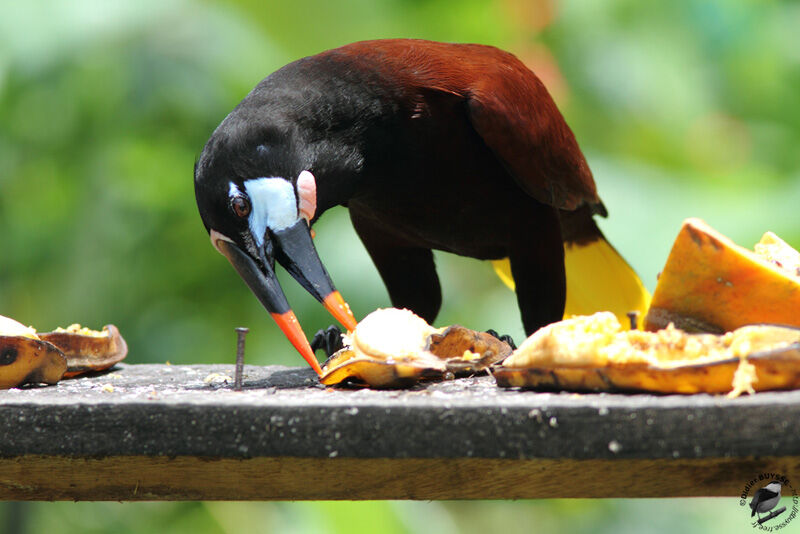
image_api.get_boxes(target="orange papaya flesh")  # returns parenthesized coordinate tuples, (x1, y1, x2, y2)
(644, 218, 800, 333)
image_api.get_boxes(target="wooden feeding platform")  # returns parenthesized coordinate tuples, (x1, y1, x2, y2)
(0, 363, 798, 500)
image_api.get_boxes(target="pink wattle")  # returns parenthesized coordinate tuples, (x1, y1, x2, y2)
(297, 170, 317, 223)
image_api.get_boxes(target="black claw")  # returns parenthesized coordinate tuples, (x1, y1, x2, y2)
(485, 329, 517, 350)
(499, 334, 517, 350)
(311, 324, 345, 358)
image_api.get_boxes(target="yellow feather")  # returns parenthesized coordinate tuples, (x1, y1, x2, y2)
(491, 239, 651, 329)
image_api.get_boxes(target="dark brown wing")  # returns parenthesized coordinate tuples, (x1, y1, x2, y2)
(463, 51, 599, 210)
(325, 39, 600, 211)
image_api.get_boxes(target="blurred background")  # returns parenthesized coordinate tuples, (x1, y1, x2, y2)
(1, 0, 798, 531)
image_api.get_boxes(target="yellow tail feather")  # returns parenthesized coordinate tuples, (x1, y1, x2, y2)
(491, 240, 651, 329)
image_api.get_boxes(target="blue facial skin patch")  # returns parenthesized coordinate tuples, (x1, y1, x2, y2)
(244, 177, 298, 247)
(228, 181, 242, 198)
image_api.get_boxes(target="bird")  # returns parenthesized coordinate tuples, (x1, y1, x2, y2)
(750, 481, 782, 519)
(194, 39, 649, 374)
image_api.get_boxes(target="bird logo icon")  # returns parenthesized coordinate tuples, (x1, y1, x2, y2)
(750, 481, 784, 524)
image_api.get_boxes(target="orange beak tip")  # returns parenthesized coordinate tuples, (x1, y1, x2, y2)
(323, 291, 359, 332)
(308, 358, 323, 376)
(270, 311, 323, 375)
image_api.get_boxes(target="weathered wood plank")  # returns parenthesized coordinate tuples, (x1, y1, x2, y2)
(0, 363, 798, 500)
(3, 456, 799, 500)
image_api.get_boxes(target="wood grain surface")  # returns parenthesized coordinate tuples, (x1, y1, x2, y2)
(2, 455, 799, 501)
(1, 364, 798, 501)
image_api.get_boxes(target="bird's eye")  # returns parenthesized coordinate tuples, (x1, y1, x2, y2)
(230, 195, 251, 218)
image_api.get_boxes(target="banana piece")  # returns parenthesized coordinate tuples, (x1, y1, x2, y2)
(0, 315, 67, 388)
(495, 312, 800, 396)
(320, 308, 511, 388)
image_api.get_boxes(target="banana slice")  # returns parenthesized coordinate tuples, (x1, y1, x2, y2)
(0, 315, 38, 339)
(320, 308, 512, 388)
(495, 312, 800, 396)
(0, 315, 67, 388)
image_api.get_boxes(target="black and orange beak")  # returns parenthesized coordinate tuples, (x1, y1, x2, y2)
(272, 221, 358, 332)
(211, 222, 357, 375)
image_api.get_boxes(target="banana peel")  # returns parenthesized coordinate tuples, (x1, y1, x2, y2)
(0, 316, 67, 388)
(39, 324, 128, 378)
(644, 218, 800, 332)
(0, 336, 67, 389)
(494, 312, 800, 396)
(0, 316, 127, 388)
(319, 308, 512, 388)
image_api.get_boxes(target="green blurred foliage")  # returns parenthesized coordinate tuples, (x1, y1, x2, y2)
(0, 498, 776, 533)
(1, 0, 798, 531)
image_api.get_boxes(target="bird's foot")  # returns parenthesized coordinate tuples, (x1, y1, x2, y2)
(311, 324, 345, 358)
(485, 329, 517, 350)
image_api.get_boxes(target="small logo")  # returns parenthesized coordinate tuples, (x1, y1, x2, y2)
(740, 473, 798, 530)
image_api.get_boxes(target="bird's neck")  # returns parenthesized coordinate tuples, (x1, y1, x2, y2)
(304, 134, 369, 220)
(314, 168, 361, 217)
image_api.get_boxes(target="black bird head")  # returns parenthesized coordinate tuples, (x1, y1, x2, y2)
(194, 116, 357, 375)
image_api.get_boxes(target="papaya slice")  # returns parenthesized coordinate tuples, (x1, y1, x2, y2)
(644, 218, 800, 333)
(0, 315, 67, 389)
(494, 312, 800, 396)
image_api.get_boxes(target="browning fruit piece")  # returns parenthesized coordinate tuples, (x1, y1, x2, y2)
(427, 325, 513, 374)
(319, 349, 446, 388)
(0, 337, 67, 389)
(495, 312, 800, 395)
(755, 232, 800, 277)
(320, 308, 511, 388)
(39, 324, 128, 377)
(644, 218, 800, 332)
(0, 314, 67, 388)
